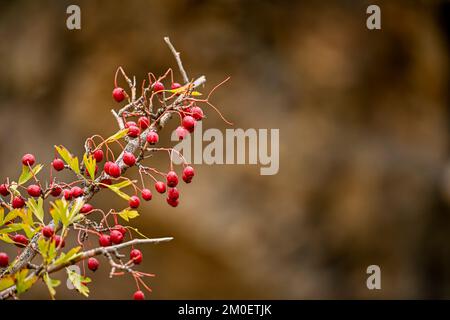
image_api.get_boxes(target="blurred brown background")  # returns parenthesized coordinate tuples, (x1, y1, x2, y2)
(0, 0, 449, 299)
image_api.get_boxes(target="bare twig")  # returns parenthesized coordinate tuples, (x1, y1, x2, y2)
(164, 37, 189, 84)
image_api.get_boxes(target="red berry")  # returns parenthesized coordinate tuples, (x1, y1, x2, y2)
(99, 234, 111, 247)
(50, 185, 62, 197)
(166, 171, 178, 188)
(53, 235, 65, 248)
(167, 188, 180, 200)
(125, 121, 137, 128)
(0, 184, 9, 196)
(80, 203, 93, 214)
(128, 195, 140, 209)
(12, 234, 28, 247)
(166, 197, 179, 207)
(114, 224, 127, 235)
(153, 81, 164, 93)
(104, 161, 113, 175)
(70, 186, 84, 198)
(138, 117, 150, 130)
(182, 173, 192, 184)
(123, 152, 136, 167)
(27, 184, 41, 197)
(171, 82, 181, 90)
(182, 115, 196, 132)
(130, 249, 142, 264)
(146, 131, 159, 145)
(42, 225, 54, 238)
(93, 149, 104, 162)
(63, 189, 72, 200)
(191, 106, 204, 121)
(112, 87, 125, 102)
(52, 158, 65, 171)
(87, 257, 99, 272)
(108, 163, 121, 178)
(141, 188, 152, 201)
(110, 230, 124, 244)
(22, 153, 35, 166)
(133, 290, 145, 300)
(176, 126, 189, 140)
(0, 252, 9, 267)
(12, 196, 25, 209)
(127, 125, 140, 138)
(155, 181, 166, 194)
(183, 166, 195, 179)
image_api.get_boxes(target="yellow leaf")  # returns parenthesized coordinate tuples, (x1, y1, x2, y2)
(118, 209, 139, 222)
(55, 145, 80, 175)
(18, 164, 43, 185)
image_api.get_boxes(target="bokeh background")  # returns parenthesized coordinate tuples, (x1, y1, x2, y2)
(0, 0, 449, 299)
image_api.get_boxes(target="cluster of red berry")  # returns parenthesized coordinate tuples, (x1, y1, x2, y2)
(0, 42, 220, 299)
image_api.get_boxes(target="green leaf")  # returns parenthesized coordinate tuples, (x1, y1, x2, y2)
(0, 276, 15, 291)
(53, 246, 81, 266)
(117, 209, 139, 222)
(104, 180, 133, 201)
(68, 198, 85, 225)
(15, 269, 37, 295)
(43, 273, 60, 300)
(0, 223, 23, 234)
(21, 223, 36, 239)
(0, 208, 4, 225)
(38, 237, 57, 264)
(1, 210, 20, 226)
(18, 164, 43, 185)
(104, 128, 129, 144)
(55, 145, 80, 175)
(83, 153, 96, 180)
(66, 268, 91, 297)
(50, 199, 70, 227)
(26, 197, 44, 224)
(0, 233, 15, 244)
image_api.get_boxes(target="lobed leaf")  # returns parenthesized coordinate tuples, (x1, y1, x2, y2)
(117, 209, 139, 222)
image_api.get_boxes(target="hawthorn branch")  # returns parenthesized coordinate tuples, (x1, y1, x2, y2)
(1, 38, 205, 280)
(0, 237, 173, 300)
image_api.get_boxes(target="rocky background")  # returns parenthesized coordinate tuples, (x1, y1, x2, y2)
(0, 0, 449, 299)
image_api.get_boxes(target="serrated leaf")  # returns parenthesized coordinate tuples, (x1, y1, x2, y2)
(26, 197, 44, 224)
(2, 210, 19, 226)
(104, 128, 129, 144)
(15, 269, 37, 294)
(105, 185, 131, 201)
(83, 153, 96, 180)
(66, 268, 90, 297)
(43, 273, 60, 300)
(117, 209, 139, 222)
(55, 145, 80, 175)
(18, 164, 43, 185)
(0, 276, 14, 291)
(53, 246, 81, 266)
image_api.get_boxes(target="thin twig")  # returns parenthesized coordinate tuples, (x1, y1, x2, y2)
(164, 37, 189, 84)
